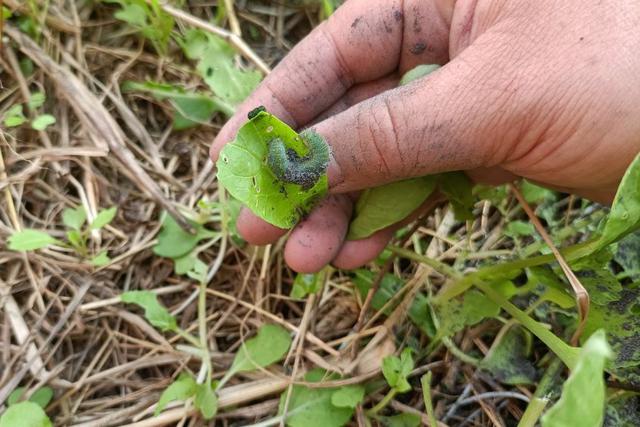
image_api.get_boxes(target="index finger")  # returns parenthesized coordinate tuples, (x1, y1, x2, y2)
(210, 0, 405, 160)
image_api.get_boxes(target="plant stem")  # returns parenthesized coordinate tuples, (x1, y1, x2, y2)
(517, 397, 549, 427)
(442, 337, 480, 366)
(367, 389, 398, 416)
(174, 327, 202, 348)
(421, 372, 438, 427)
(198, 277, 212, 383)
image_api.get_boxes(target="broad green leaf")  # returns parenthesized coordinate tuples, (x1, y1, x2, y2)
(597, 152, 640, 248)
(155, 374, 196, 416)
(153, 214, 217, 259)
(399, 64, 440, 85)
(290, 273, 322, 299)
(437, 172, 475, 220)
(8, 230, 61, 251)
(216, 110, 329, 228)
(90, 251, 111, 267)
(28, 92, 46, 110)
(194, 382, 218, 420)
(541, 330, 613, 427)
(432, 290, 500, 339)
(382, 348, 414, 393)
(504, 220, 535, 238)
(3, 104, 27, 127)
(90, 207, 117, 230)
(29, 387, 53, 409)
(31, 115, 56, 131)
(174, 252, 197, 275)
(583, 282, 640, 384)
(615, 231, 640, 280)
(0, 401, 52, 427)
(278, 369, 354, 427)
(330, 385, 365, 408)
(120, 291, 177, 332)
(186, 258, 208, 283)
(381, 413, 422, 427)
(114, 3, 147, 26)
(182, 30, 261, 106)
(122, 81, 233, 129)
(228, 324, 291, 375)
(347, 177, 436, 240)
(7, 387, 26, 406)
(62, 206, 87, 230)
(480, 326, 537, 385)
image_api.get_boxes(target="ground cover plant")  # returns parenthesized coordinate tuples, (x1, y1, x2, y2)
(1, 1, 640, 426)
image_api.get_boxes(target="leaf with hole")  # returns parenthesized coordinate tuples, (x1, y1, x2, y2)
(541, 330, 613, 427)
(121, 291, 177, 332)
(216, 110, 329, 228)
(8, 229, 62, 251)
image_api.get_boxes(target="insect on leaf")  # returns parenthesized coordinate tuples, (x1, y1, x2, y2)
(120, 291, 177, 332)
(216, 110, 329, 228)
(541, 330, 613, 427)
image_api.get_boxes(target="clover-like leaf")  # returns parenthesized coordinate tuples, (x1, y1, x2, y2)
(216, 110, 329, 228)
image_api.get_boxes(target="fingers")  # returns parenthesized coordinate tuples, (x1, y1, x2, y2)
(313, 41, 522, 193)
(236, 208, 286, 245)
(211, 0, 454, 161)
(284, 195, 353, 273)
(332, 228, 394, 270)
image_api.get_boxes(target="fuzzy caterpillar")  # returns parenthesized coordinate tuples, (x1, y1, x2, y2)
(266, 130, 330, 190)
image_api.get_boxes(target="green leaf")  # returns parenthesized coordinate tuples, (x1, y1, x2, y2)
(521, 180, 555, 204)
(399, 64, 440, 85)
(122, 81, 234, 129)
(432, 290, 500, 339)
(480, 326, 537, 385)
(2, 7, 12, 19)
(541, 330, 613, 427)
(174, 252, 197, 275)
(194, 382, 218, 420)
(0, 401, 52, 427)
(31, 115, 56, 131)
(90, 251, 111, 267)
(7, 388, 26, 406)
(62, 206, 87, 230)
(380, 413, 422, 427)
(108, 0, 173, 54)
(597, 152, 640, 248)
(90, 207, 117, 230)
(330, 385, 365, 408)
(28, 92, 46, 110)
(216, 110, 329, 228)
(278, 370, 354, 427)
(604, 394, 640, 427)
(382, 348, 414, 393)
(8, 229, 61, 251)
(186, 258, 208, 283)
(29, 387, 53, 409)
(614, 230, 640, 280)
(437, 172, 475, 221)
(290, 273, 322, 299)
(228, 324, 291, 376)
(120, 291, 177, 332)
(347, 177, 436, 240)
(504, 220, 536, 238)
(3, 104, 27, 127)
(66, 230, 84, 251)
(153, 214, 217, 259)
(155, 374, 196, 416)
(182, 30, 262, 106)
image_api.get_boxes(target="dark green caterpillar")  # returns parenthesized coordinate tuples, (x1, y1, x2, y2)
(266, 130, 330, 190)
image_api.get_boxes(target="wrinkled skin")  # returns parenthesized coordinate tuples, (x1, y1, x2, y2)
(211, 0, 640, 273)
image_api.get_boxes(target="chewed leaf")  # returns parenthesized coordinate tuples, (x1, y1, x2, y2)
(216, 110, 329, 228)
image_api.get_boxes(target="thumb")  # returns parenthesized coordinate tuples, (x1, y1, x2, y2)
(315, 44, 519, 193)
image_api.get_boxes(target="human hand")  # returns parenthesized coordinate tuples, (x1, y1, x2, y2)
(211, 0, 640, 273)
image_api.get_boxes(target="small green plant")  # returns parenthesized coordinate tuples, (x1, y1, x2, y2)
(8, 205, 117, 266)
(0, 386, 54, 427)
(3, 92, 56, 131)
